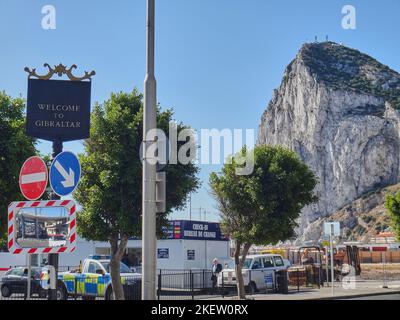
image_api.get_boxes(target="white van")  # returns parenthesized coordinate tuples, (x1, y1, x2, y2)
(217, 254, 289, 293)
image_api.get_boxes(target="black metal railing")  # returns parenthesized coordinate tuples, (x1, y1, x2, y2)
(1, 267, 327, 300)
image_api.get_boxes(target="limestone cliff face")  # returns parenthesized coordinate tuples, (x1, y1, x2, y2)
(306, 184, 399, 243)
(257, 42, 400, 242)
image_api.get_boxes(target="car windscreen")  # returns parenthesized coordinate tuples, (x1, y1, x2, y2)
(5, 268, 40, 277)
(6, 268, 24, 276)
(100, 261, 131, 273)
(243, 258, 253, 269)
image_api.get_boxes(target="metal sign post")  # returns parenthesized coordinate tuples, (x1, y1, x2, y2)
(47, 139, 62, 300)
(324, 221, 340, 294)
(325, 245, 329, 286)
(382, 252, 388, 289)
(27, 254, 32, 300)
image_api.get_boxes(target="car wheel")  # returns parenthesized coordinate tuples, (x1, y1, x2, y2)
(105, 287, 114, 300)
(1, 284, 11, 298)
(249, 282, 257, 294)
(56, 284, 67, 300)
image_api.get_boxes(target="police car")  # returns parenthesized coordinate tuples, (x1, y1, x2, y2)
(57, 255, 141, 300)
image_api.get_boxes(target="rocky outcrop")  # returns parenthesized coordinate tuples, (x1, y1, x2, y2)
(257, 42, 400, 242)
(306, 184, 398, 242)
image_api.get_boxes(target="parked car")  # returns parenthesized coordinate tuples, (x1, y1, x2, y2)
(217, 254, 289, 294)
(130, 266, 142, 274)
(57, 257, 142, 300)
(1, 267, 46, 298)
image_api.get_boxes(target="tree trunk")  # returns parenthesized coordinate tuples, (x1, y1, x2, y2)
(109, 235, 128, 300)
(234, 240, 252, 300)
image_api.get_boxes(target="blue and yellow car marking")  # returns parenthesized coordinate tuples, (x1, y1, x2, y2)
(59, 273, 127, 297)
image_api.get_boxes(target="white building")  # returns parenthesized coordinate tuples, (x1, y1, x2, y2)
(1, 220, 231, 271)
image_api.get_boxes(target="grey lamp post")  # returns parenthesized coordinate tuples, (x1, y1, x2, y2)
(142, 0, 157, 300)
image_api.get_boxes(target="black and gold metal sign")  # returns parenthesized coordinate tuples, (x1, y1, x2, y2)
(25, 64, 95, 142)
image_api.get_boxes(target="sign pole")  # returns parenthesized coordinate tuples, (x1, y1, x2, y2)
(330, 224, 334, 296)
(325, 246, 329, 286)
(26, 254, 32, 300)
(48, 139, 62, 300)
(142, 0, 157, 300)
(383, 251, 388, 288)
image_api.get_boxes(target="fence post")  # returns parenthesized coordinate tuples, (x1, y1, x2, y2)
(74, 277, 77, 300)
(317, 266, 321, 289)
(24, 278, 27, 300)
(297, 268, 300, 292)
(157, 269, 161, 300)
(221, 270, 225, 298)
(202, 269, 205, 291)
(190, 270, 194, 300)
(306, 268, 309, 287)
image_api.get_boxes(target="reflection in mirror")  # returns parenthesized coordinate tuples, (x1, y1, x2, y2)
(15, 206, 69, 248)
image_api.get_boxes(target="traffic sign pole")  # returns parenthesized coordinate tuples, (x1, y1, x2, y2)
(48, 139, 62, 300)
(27, 254, 32, 300)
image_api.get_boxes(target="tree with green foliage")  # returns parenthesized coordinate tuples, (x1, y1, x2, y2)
(74, 90, 199, 300)
(209, 145, 317, 299)
(385, 193, 400, 240)
(0, 92, 38, 249)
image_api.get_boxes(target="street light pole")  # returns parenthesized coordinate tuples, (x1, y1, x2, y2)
(142, 0, 157, 300)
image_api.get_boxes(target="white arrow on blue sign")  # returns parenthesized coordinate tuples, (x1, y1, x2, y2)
(50, 151, 81, 197)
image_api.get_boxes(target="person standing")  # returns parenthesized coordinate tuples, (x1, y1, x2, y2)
(211, 258, 222, 294)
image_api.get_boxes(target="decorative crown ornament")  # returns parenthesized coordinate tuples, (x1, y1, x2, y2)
(24, 63, 95, 81)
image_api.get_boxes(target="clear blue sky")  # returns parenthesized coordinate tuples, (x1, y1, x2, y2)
(1, 0, 399, 221)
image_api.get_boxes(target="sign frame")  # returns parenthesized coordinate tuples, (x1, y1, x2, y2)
(7, 200, 77, 255)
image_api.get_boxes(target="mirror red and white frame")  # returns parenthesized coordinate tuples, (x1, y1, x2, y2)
(7, 200, 76, 254)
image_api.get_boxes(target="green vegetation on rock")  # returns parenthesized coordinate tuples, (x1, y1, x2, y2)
(298, 42, 400, 109)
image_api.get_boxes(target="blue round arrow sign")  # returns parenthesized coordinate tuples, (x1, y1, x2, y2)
(50, 151, 81, 197)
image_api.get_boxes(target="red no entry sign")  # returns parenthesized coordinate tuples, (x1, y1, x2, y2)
(19, 156, 48, 200)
